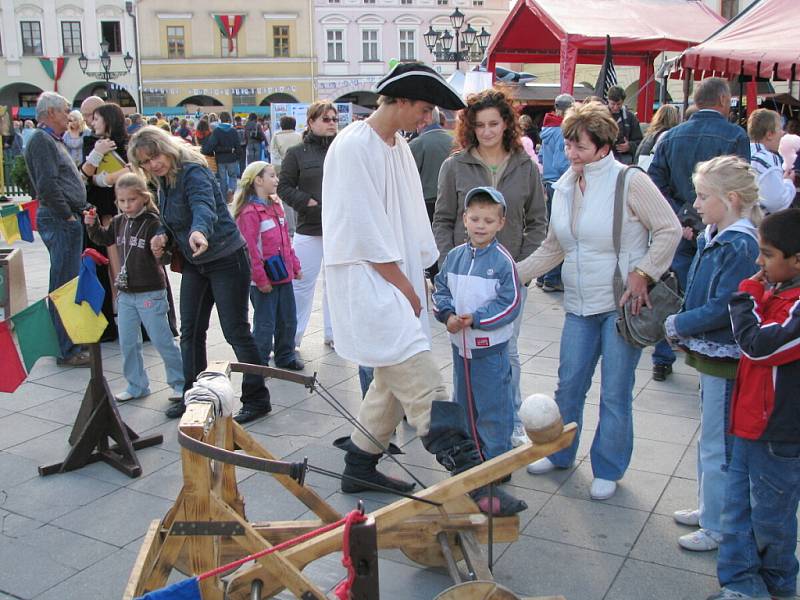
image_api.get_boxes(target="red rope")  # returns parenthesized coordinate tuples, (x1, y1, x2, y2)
(333, 510, 368, 599)
(197, 511, 359, 581)
(462, 329, 484, 461)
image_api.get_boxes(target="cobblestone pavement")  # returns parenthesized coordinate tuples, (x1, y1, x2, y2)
(1, 234, 794, 600)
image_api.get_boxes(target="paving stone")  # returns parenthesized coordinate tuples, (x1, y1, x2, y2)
(2, 427, 74, 465)
(0, 413, 64, 451)
(606, 557, 719, 600)
(11, 523, 118, 571)
(491, 535, 625, 600)
(634, 387, 700, 419)
(627, 437, 687, 475)
(0, 533, 76, 598)
(0, 509, 42, 538)
(248, 407, 346, 439)
(629, 513, 719, 577)
(124, 458, 183, 500)
(0, 451, 40, 488)
(653, 476, 700, 520)
(558, 462, 670, 513)
(34, 547, 138, 600)
(0, 382, 72, 412)
(645, 372, 701, 397)
(78, 447, 178, 486)
(50, 488, 173, 547)
(20, 393, 85, 427)
(632, 409, 699, 445)
(675, 443, 699, 480)
(524, 495, 649, 556)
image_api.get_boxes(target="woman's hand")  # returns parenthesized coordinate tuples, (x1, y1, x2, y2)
(257, 282, 273, 294)
(151, 233, 168, 258)
(188, 231, 209, 257)
(620, 270, 651, 316)
(94, 138, 116, 155)
(307, 198, 319, 207)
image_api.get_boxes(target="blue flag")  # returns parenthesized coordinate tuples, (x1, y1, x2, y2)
(135, 578, 201, 600)
(17, 209, 34, 242)
(75, 256, 105, 315)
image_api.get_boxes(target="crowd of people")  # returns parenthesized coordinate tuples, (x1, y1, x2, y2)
(20, 62, 800, 600)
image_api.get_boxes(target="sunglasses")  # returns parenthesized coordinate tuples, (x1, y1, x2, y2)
(319, 117, 337, 123)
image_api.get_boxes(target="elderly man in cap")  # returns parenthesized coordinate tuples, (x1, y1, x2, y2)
(322, 62, 527, 516)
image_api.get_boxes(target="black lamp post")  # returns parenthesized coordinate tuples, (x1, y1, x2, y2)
(78, 40, 134, 101)
(424, 8, 491, 71)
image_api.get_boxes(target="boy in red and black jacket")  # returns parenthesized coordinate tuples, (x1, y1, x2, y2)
(709, 208, 800, 600)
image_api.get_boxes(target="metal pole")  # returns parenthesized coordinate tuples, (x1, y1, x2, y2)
(455, 28, 460, 72)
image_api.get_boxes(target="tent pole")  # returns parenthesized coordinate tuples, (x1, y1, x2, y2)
(682, 69, 692, 117)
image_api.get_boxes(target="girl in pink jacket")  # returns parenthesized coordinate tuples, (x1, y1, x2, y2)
(233, 161, 304, 370)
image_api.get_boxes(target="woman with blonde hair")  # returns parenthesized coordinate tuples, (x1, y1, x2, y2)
(62, 109, 86, 165)
(128, 126, 271, 423)
(635, 104, 680, 168)
(520, 101, 681, 500)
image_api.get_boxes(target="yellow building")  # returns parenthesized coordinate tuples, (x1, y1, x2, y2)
(134, 0, 315, 115)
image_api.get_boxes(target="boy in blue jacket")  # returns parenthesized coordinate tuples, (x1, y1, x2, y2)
(433, 186, 522, 460)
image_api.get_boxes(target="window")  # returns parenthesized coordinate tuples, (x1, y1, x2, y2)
(472, 0, 484, 5)
(101, 21, 122, 53)
(364, 0, 375, 3)
(20, 21, 43, 56)
(273, 25, 289, 57)
(721, 0, 738, 19)
(143, 91, 167, 108)
(361, 29, 379, 62)
(326, 29, 343, 62)
(328, 0, 340, 3)
(61, 21, 82, 55)
(167, 26, 184, 58)
(233, 90, 256, 105)
(399, 29, 415, 61)
(221, 32, 238, 57)
(437, 0, 448, 5)
(401, 0, 413, 4)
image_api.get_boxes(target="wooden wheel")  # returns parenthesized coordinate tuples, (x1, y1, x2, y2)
(434, 580, 522, 600)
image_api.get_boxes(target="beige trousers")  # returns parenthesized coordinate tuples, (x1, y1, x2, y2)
(351, 350, 448, 455)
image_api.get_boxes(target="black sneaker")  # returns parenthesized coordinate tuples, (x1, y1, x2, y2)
(652, 364, 673, 382)
(57, 352, 91, 367)
(233, 404, 272, 424)
(276, 359, 305, 371)
(165, 402, 186, 419)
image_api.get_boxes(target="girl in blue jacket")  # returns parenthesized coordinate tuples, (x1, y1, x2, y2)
(665, 156, 761, 552)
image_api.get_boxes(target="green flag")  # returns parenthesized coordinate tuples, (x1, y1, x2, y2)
(10, 299, 60, 371)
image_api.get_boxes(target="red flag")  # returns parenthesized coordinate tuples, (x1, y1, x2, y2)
(0, 321, 26, 393)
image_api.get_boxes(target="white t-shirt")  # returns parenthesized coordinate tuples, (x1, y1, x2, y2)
(322, 121, 439, 367)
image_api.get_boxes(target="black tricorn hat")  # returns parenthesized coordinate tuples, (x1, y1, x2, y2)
(373, 62, 466, 110)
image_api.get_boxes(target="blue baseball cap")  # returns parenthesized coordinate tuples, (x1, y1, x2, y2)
(464, 186, 506, 215)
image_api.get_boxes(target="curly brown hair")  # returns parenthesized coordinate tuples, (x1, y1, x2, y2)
(455, 87, 522, 153)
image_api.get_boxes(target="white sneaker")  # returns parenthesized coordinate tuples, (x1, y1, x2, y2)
(590, 478, 617, 500)
(673, 508, 701, 527)
(679, 528, 721, 552)
(527, 457, 556, 475)
(511, 425, 529, 448)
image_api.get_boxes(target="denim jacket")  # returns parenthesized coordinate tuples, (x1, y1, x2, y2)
(667, 219, 759, 357)
(158, 162, 245, 265)
(648, 111, 750, 220)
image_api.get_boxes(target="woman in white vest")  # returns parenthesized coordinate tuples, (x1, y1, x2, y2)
(516, 102, 681, 501)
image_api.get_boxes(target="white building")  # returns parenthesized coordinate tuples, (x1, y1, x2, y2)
(0, 0, 139, 117)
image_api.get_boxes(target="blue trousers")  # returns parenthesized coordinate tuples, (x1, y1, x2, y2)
(451, 344, 514, 460)
(216, 161, 240, 199)
(38, 207, 83, 359)
(250, 282, 298, 367)
(549, 311, 642, 480)
(717, 437, 800, 598)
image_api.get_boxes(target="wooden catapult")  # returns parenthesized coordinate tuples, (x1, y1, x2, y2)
(124, 362, 575, 599)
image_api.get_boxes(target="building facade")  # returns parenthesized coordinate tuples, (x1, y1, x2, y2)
(313, 0, 510, 106)
(0, 0, 138, 116)
(135, 0, 315, 115)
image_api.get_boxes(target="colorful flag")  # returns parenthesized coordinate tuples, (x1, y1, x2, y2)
(593, 35, 618, 101)
(10, 299, 60, 371)
(21, 200, 38, 231)
(49, 277, 108, 344)
(0, 204, 21, 244)
(135, 577, 201, 600)
(17, 209, 34, 242)
(75, 256, 105, 315)
(0, 321, 26, 393)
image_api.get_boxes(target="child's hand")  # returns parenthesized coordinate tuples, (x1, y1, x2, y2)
(151, 233, 168, 258)
(749, 269, 767, 284)
(257, 282, 273, 294)
(446, 314, 463, 334)
(295, 270, 303, 280)
(83, 207, 97, 225)
(458, 314, 473, 328)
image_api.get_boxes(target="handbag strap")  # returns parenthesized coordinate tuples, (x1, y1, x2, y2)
(612, 165, 646, 310)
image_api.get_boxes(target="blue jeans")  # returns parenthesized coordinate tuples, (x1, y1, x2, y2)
(452, 345, 514, 460)
(37, 207, 83, 359)
(246, 143, 261, 165)
(549, 311, 642, 480)
(697, 374, 734, 534)
(717, 437, 800, 598)
(250, 282, 298, 367)
(509, 285, 527, 432)
(216, 161, 239, 199)
(540, 182, 563, 287)
(117, 289, 184, 396)
(358, 366, 374, 398)
(180, 247, 270, 408)
(653, 238, 695, 366)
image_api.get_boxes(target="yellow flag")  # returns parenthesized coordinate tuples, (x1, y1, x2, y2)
(49, 277, 108, 344)
(0, 207, 21, 244)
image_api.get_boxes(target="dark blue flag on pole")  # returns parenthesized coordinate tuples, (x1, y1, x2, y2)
(135, 577, 201, 600)
(75, 255, 105, 315)
(594, 35, 618, 101)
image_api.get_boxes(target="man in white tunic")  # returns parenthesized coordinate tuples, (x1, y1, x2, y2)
(322, 63, 526, 516)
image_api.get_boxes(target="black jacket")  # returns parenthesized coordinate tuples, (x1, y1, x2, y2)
(277, 132, 333, 236)
(202, 125, 240, 164)
(612, 106, 643, 165)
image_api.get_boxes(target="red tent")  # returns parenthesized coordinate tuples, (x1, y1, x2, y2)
(680, 0, 799, 80)
(487, 0, 726, 120)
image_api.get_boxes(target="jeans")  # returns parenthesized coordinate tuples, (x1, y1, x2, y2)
(37, 206, 83, 359)
(653, 238, 695, 366)
(216, 161, 240, 199)
(549, 311, 642, 480)
(452, 345, 514, 460)
(717, 437, 800, 598)
(697, 374, 734, 534)
(179, 246, 270, 408)
(510, 285, 527, 432)
(540, 182, 563, 287)
(358, 366, 374, 398)
(250, 282, 298, 367)
(246, 143, 261, 165)
(117, 289, 184, 396)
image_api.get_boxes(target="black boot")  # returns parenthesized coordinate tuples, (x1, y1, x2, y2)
(422, 401, 527, 517)
(334, 436, 415, 494)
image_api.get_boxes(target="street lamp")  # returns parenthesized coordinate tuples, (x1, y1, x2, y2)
(78, 40, 135, 101)
(424, 8, 490, 71)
